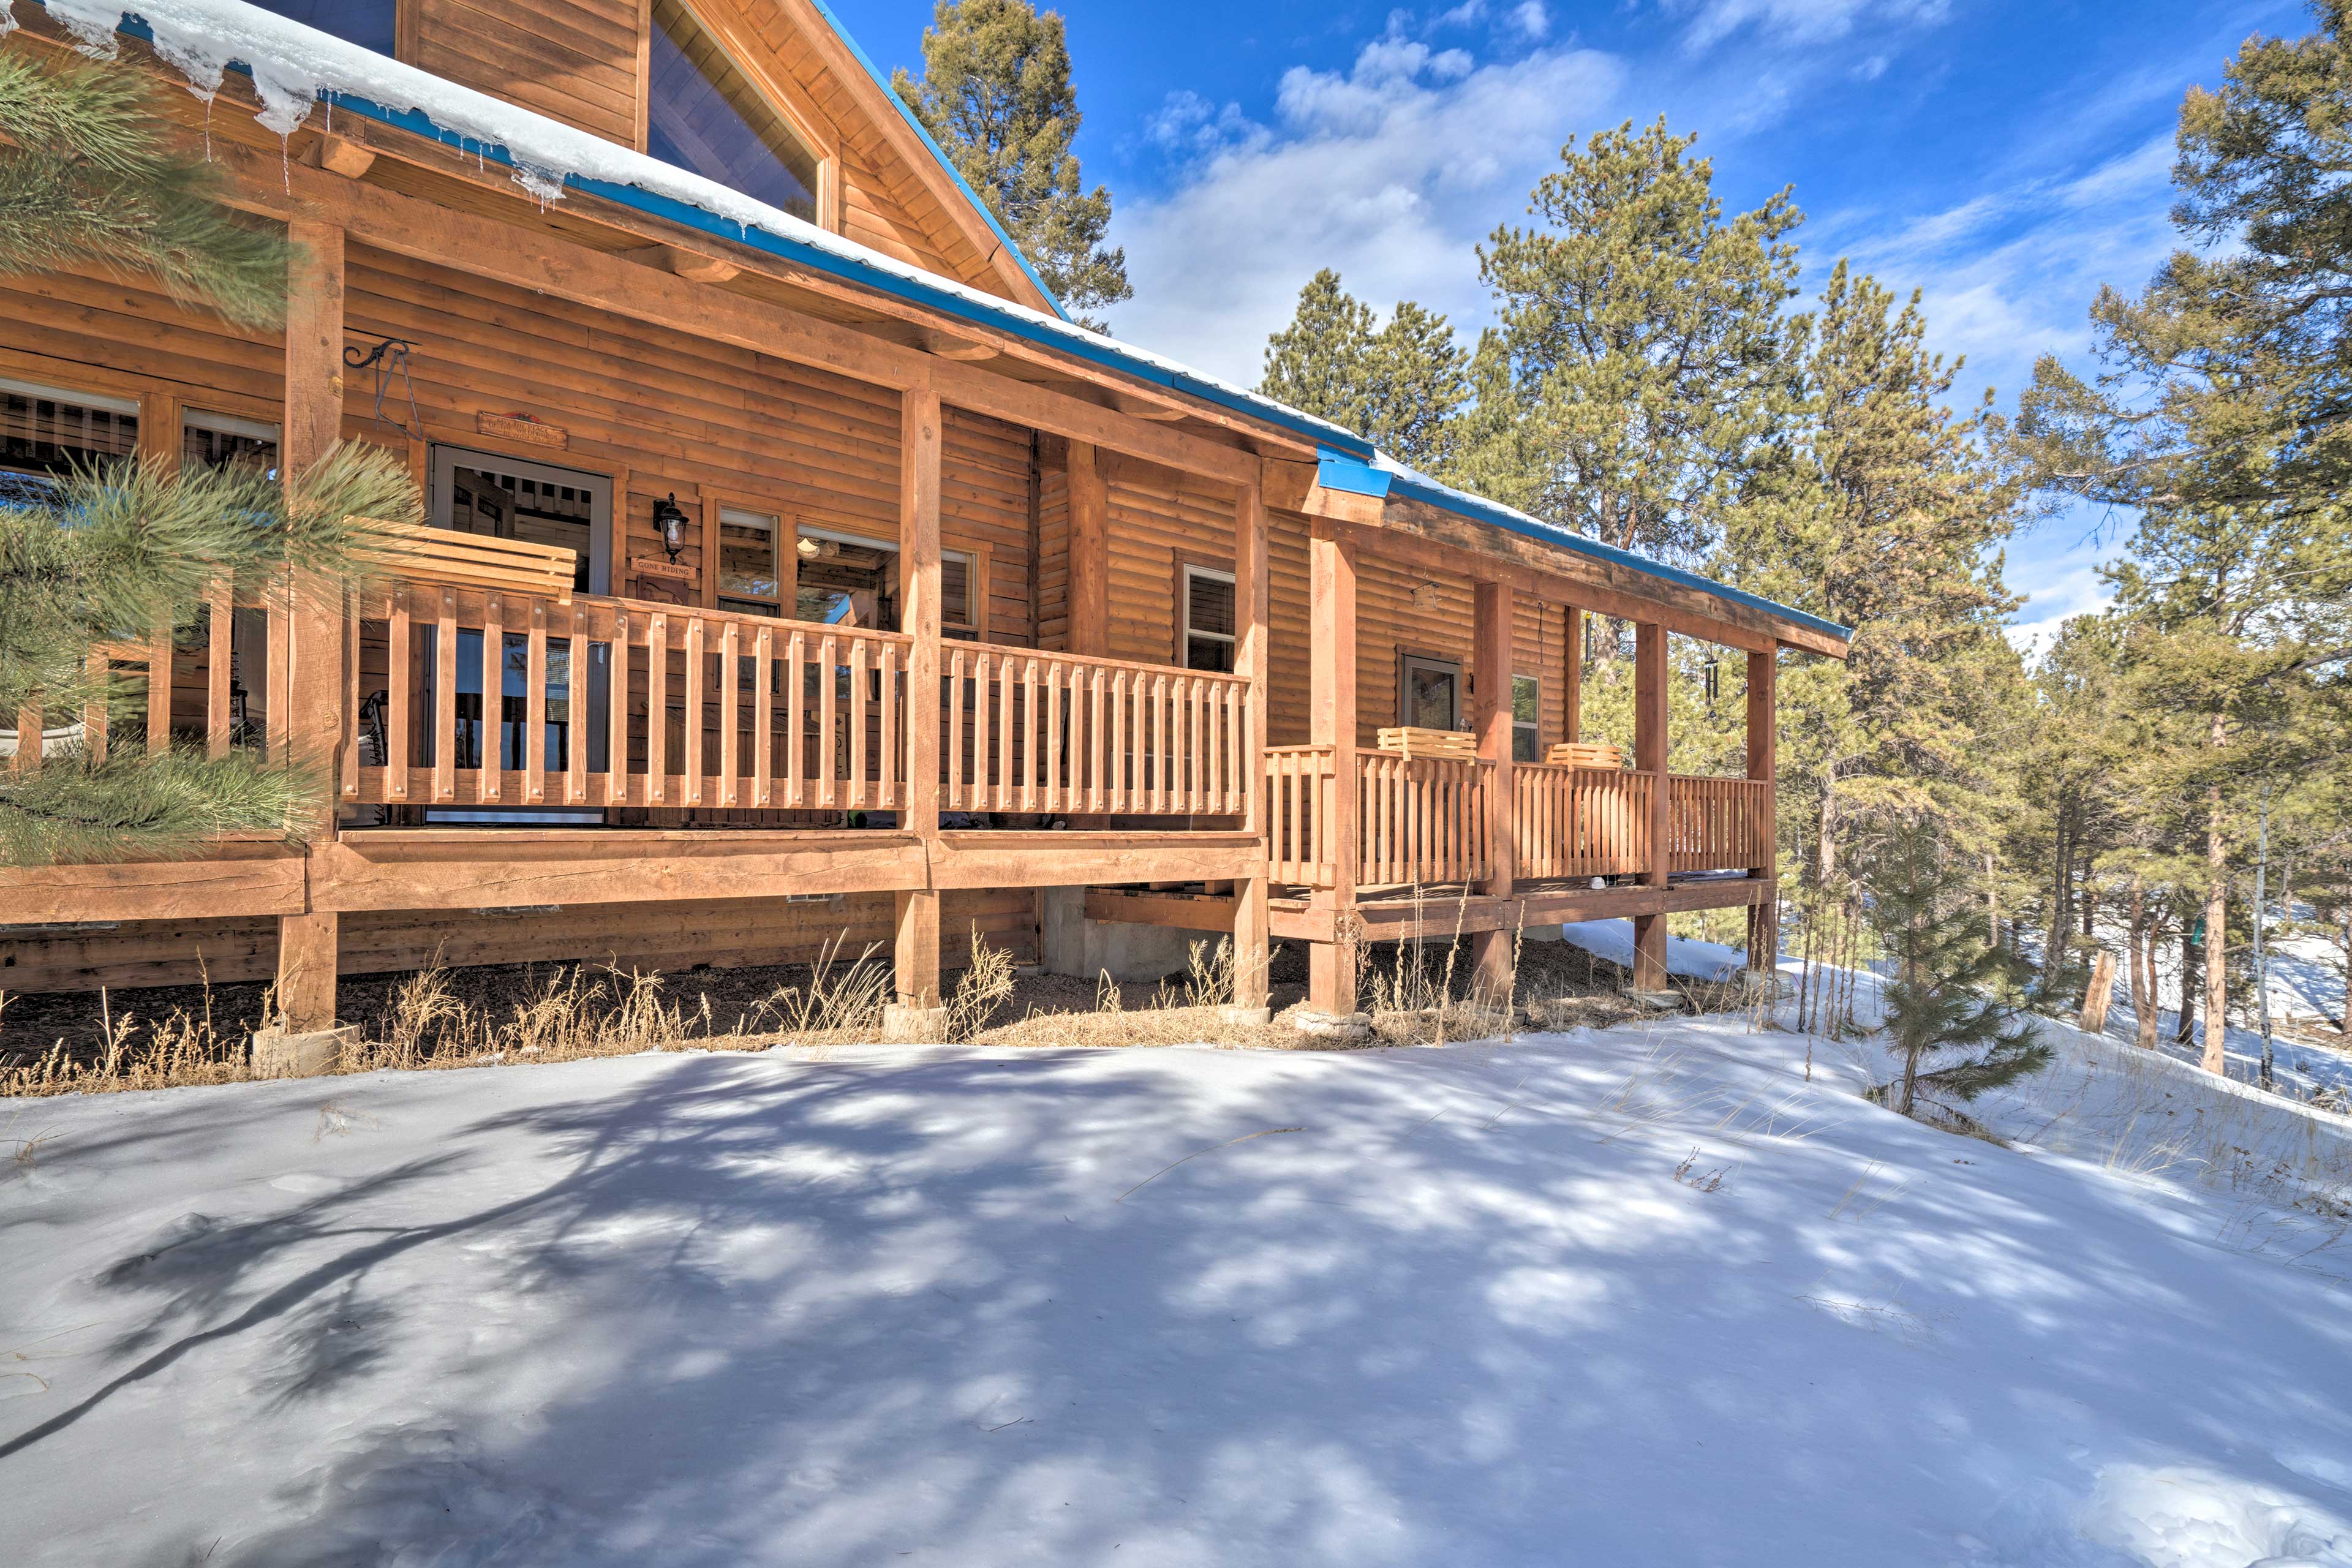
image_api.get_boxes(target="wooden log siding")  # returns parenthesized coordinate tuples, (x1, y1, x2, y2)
(941, 641, 1253, 816)
(1512, 763, 1654, 880)
(1354, 753, 1494, 888)
(1264, 744, 1335, 886)
(1666, 775, 1773, 875)
(410, 0, 644, 148)
(349, 585, 911, 812)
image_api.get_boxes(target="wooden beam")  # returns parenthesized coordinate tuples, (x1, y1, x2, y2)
(623, 243, 741, 283)
(1309, 529, 1359, 1014)
(1636, 620, 1669, 892)
(1564, 605, 1583, 744)
(899, 382, 944, 1009)
(310, 832, 929, 910)
(1234, 480, 1272, 1010)
(1111, 391, 1188, 421)
(895, 890, 942, 1009)
(1067, 442, 1109, 657)
(1084, 888, 1242, 932)
(301, 133, 377, 179)
(1470, 576, 1515, 994)
(1746, 644, 1779, 977)
(0, 848, 306, 924)
(275, 911, 340, 1032)
(928, 832, 1264, 889)
(284, 217, 347, 864)
(211, 147, 1265, 486)
(1273, 875, 1773, 941)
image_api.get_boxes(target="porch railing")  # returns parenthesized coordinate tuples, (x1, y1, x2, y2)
(345, 586, 913, 811)
(1264, 744, 1336, 885)
(1513, 763, 1654, 880)
(1357, 752, 1493, 888)
(941, 641, 1253, 816)
(1666, 774, 1773, 873)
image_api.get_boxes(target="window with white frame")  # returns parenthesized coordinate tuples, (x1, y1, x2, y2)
(1, 377, 138, 498)
(717, 506, 782, 617)
(793, 522, 973, 630)
(1512, 673, 1541, 762)
(181, 409, 280, 477)
(1182, 564, 1235, 673)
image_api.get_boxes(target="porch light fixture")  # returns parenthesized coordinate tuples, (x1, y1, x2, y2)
(654, 493, 690, 562)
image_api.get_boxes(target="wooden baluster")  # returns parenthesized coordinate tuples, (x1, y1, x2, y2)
(848, 636, 869, 810)
(1147, 673, 1164, 814)
(818, 633, 838, 809)
(647, 612, 668, 807)
(753, 624, 774, 807)
(606, 611, 630, 808)
(434, 587, 457, 802)
(948, 647, 965, 813)
(82, 648, 107, 766)
(967, 651, 990, 812)
(881, 641, 899, 811)
(720, 620, 739, 807)
(565, 608, 586, 806)
(479, 594, 503, 801)
(1044, 658, 1063, 812)
(785, 628, 805, 809)
(683, 614, 705, 807)
(341, 595, 360, 797)
(206, 583, 232, 760)
(386, 589, 409, 802)
(524, 599, 548, 804)
(146, 624, 174, 758)
(1016, 656, 1035, 810)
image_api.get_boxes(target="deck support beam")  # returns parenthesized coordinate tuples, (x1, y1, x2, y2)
(1307, 529, 1360, 1015)
(1470, 578, 1516, 995)
(273, 911, 340, 1034)
(1746, 644, 1779, 981)
(1632, 620, 1670, 995)
(1563, 606, 1583, 745)
(1232, 481, 1271, 1013)
(891, 381, 947, 1031)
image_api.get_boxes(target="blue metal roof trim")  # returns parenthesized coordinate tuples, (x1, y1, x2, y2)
(1315, 448, 1852, 643)
(804, 0, 1067, 325)
(85, 6, 1376, 459)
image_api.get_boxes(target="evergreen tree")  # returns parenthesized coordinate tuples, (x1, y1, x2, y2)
(1720, 261, 2026, 884)
(892, 0, 1129, 328)
(0, 52, 420, 867)
(1458, 118, 1803, 564)
(1257, 270, 1470, 472)
(1863, 815, 2049, 1122)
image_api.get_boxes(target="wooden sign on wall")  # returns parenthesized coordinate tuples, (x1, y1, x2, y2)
(476, 411, 568, 449)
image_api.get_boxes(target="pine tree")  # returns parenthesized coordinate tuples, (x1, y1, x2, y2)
(892, 0, 1129, 328)
(1458, 118, 1803, 564)
(1863, 815, 2049, 1122)
(0, 52, 421, 867)
(1257, 270, 1470, 472)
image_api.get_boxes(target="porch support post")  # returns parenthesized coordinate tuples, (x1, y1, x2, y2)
(1066, 440, 1109, 657)
(1231, 477, 1271, 1017)
(275, 217, 347, 1036)
(1631, 619, 1670, 994)
(1562, 606, 1582, 744)
(1308, 527, 1359, 1015)
(889, 379, 947, 1039)
(1470, 578, 1515, 995)
(1746, 642, 1779, 981)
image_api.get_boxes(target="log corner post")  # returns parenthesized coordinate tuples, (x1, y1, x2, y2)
(1745, 643, 1779, 981)
(1470, 577, 1515, 995)
(1308, 527, 1359, 1015)
(1632, 619, 1670, 993)
(891, 380, 946, 1035)
(1066, 440, 1109, 658)
(1232, 477, 1271, 1016)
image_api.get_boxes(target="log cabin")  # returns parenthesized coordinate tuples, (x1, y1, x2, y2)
(0, 0, 1850, 1041)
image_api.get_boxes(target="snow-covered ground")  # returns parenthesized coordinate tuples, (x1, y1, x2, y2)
(7, 1007, 2352, 1566)
(1558, 918, 1747, 982)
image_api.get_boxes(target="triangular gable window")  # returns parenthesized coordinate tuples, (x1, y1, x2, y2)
(646, 0, 821, 223)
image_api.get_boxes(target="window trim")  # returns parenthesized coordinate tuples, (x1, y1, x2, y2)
(791, 521, 979, 632)
(1511, 671, 1542, 763)
(710, 500, 785, 617)
(1178, 560, 1237, 673)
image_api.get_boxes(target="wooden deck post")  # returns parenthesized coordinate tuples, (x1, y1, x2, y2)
(1308, 527, 1359, 1015)
(1470, 578, 1515, 994)
(1562, 606, 1582, 744)
(1067, 440, 1109, 657)
(1746, 643, 1779, 980)
(274, 218, 348, 1035)
(890, 380, 947, 1038)
(1631, 619, 1670, 994)
(1231, 477, 1271, 1016)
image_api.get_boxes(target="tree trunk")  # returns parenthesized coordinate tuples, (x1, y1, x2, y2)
(2201, 780, 2228, 1074)
(2046, 799, 2070, 984)
(2175, 919, 2199, 1045)
(1815, 786, 1837, 883)
(1985, 852, 1999, 948)
(2079, 949, 2116, 1034)
(2128, 878, 2158, 1049)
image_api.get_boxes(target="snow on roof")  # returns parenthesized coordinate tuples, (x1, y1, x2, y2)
(14, 0, 1846, 644)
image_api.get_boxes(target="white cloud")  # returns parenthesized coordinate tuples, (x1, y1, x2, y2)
(1673, 0, 1951, 50)
(1107, 36, 1622, 383)
(1509, 2, 1551, 40)
(2005, 562, 2114, 658)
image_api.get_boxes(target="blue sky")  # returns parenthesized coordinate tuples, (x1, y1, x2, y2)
(827, 0, 2311, 648)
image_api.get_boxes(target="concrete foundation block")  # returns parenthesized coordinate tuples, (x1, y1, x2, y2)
(1040, 886, 1208, 984)
(881, 1004, 950, 1044)
(1291, 1009, 1373, 1046)
(1217, 1006, 1273, 1028)
(250, 1023, 358, 1080)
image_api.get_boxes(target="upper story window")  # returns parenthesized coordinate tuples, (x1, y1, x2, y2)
(246, 1, 398, 55)
(646, 0, 821, 224)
